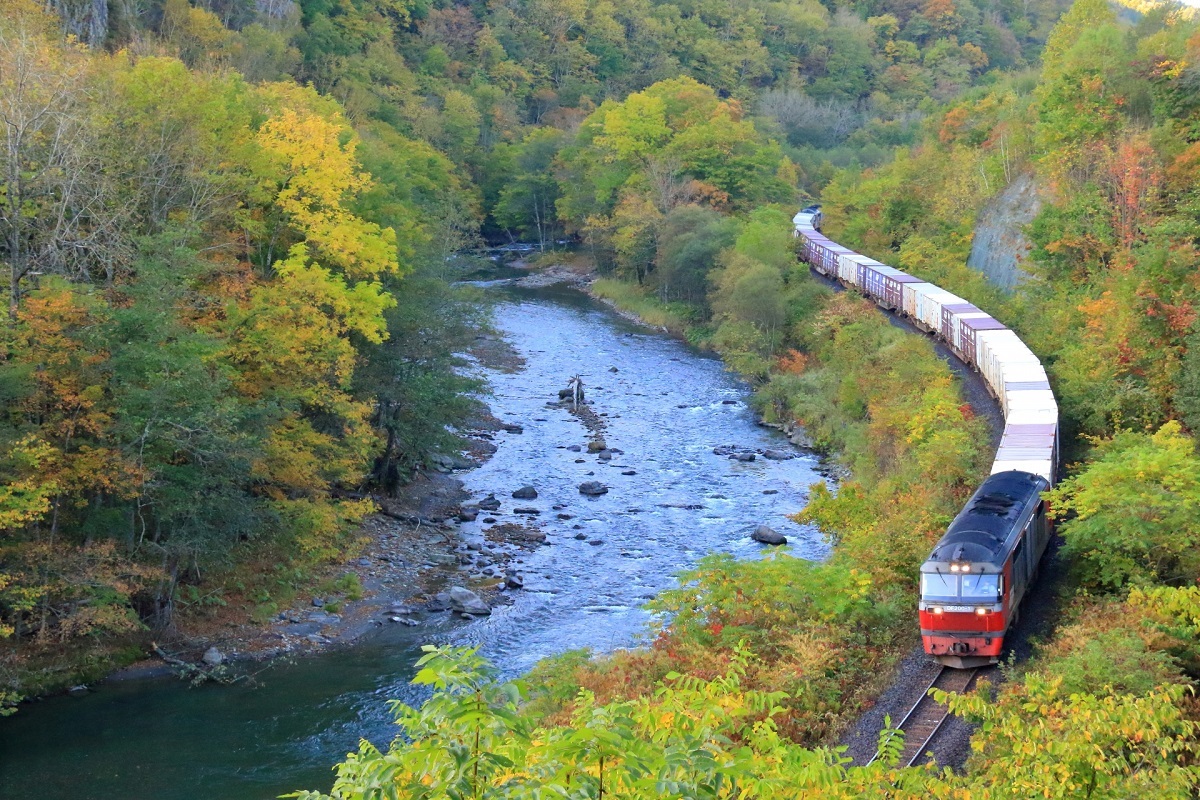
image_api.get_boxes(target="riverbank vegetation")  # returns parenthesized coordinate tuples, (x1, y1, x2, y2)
(0, 0, 486, 707)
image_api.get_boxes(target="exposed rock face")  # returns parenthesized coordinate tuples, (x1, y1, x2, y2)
(579, 481, 608, 496)
(967, 172, 1044, 291)
(751, 525, 787, 545)
(449, 586, 491, 615)
(52, 0, 108, 46)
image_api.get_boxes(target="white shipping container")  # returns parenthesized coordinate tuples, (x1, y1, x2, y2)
(1002, 388, 1057, 419)
(836, 252, 874, 287)
(1000, 362, 1050, 386)
(914, 287, 967, 334)
(974, 328, 1021, 376)
(947, 311, 990, 353)
(991, 457, 1056, 484)
(901, 282, 935, 318)
(993, 354, 1044, 409)
(979, 332, 1036, 398)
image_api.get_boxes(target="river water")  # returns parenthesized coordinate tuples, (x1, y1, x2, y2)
(0, 282, 827, 800)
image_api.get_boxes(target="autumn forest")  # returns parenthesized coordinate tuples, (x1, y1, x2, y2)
(3, 0, 1200, 794)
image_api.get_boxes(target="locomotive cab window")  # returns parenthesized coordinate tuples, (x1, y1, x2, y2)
(960, 573, 1000, 600)
(921, 572, 958, 599)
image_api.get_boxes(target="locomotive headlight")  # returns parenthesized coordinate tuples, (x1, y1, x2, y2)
(931, 606, 944, 615)
(949, 564, 960, 573)
(975, 607, 990, 616)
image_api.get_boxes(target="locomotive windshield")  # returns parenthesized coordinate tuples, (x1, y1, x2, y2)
(961, 573, 1000, 599)
(922, 572, 1001, 600)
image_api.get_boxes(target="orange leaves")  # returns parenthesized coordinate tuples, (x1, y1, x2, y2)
(1100, 134, 1162, 248)
(776, 349, 809, 375)
(939, 106, 970, 145)
(921, 0, 960, 32)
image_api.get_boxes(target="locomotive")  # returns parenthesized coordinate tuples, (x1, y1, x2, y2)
(793, 205, 1058, 668)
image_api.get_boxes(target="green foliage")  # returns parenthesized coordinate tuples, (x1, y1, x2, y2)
(0, 1, 491, 699)
(944, 675, 1199, 799)
(1046, 421, 1200, 590)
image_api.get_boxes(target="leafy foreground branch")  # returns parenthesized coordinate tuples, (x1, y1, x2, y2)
(289, 645, 1198, 800)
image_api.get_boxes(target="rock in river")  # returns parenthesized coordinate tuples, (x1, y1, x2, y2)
(579, 481, 609, 496)
(587, 439, 607, 453)
(512, 485, 538, 499)
(202, 647, 224, 666)
(761, 449, 796, 461)
(751, 525, 787, 545)
(449, 586, 491, 615)
(477, 494, 501, 511)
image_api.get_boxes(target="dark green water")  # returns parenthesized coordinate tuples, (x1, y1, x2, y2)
(0, 283, 826, 799)
(0, 632, 436, 798)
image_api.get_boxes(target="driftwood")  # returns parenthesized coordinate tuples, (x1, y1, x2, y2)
(377, 505, 448, 529)
(152, 643, 248, 686)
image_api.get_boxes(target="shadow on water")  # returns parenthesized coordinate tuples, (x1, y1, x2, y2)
(0, 281, 829, 800)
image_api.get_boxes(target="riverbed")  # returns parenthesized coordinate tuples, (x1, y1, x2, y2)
(0, 281, 826, 800)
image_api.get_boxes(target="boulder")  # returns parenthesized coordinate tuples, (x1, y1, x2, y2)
(731, 452, 756, 462)
(458, 509, 479, 522)
(502, 423, 524, 434)
(429, 452, 475, 470)
(477, 494, 501, 511)
(514, 507, 541, 515)
(579, 481, 608, 496)
(587, 440, 607, 453)
(505, 570, 524, 589)
(202, 647, 224, 667)
(761, 449, 796, 461)
(426, 592, 452, 612)
(449, 586, 491, 615)
(567, 445, 582, 452)
(597, 450, 613, 461)
(621, 470, 637, 476)
(512, 485, 538, 500)
(751, 525, 787, 545)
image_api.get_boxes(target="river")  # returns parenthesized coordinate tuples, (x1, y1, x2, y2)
(0, 280, 827, 800)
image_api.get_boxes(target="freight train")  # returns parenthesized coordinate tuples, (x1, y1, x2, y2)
(792, 206, 1057, 668)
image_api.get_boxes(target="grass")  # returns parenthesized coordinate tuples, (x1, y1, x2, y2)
(590, 278, 698, 335)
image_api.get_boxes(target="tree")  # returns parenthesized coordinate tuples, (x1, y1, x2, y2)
(0, 7, 93, 317)
(1045, 421, 1200, 590)
(653, 205, 739, 305)
(493, 127, 566, 248)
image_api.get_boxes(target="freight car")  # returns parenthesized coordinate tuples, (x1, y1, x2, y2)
(793, 210, 1058, 668)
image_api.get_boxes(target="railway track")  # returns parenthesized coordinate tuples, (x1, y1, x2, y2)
(868, 667, 979, 768)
